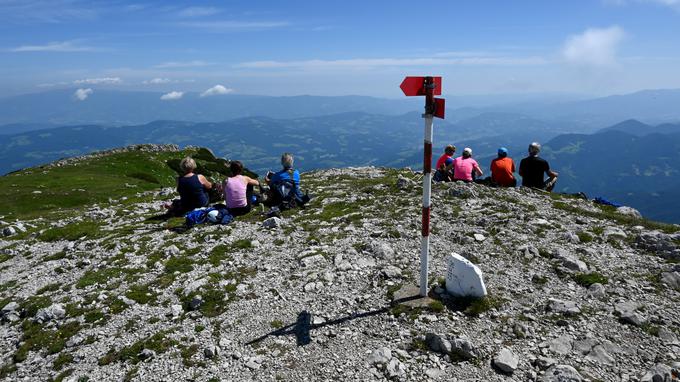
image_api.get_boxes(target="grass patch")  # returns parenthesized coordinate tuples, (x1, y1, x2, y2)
(553, 201, 678, 234)
(572, 272, 609, 287)
(125, 284, 157, 305)
(41, 251, 68, 262)
(52, 353, 74, 371)
(98, 331, 177, 366)
(76, 267, 142, 289)
(270, 319, 284, 329)
(39, 221, 104, 242)
(531, 275, 548, 285)
(36, 283, 62, 295)
(164, 256, 194, 274)
(14, 321, 81, 363)
(576, 231, 593, 243)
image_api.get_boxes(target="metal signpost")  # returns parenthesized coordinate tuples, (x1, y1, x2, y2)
(400, 76, 445, 297)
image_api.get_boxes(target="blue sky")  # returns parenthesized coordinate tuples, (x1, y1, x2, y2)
(1, 0, 680, 98)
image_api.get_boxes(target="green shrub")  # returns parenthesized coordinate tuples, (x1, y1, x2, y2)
(572, 272, 609, 287)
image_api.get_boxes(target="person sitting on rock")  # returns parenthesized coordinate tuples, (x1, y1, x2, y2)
(519, 142, 558, 192)
(490, 147, 517, 187)
(433, 144, 456, 182)
(265, 152, 309, 209)
(164, 156, 213, 215)
(222, 160, 259, 217)
(452, 147, 483, 183)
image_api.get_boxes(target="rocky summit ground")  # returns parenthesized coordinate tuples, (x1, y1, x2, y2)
(1, 146, 679, 382)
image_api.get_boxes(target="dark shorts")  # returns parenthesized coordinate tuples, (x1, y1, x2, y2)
(228, 205, 252, 217)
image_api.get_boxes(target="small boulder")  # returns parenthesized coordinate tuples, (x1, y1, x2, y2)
(445, 253, 487, 298)
(547, 298, 580, 316)
(2, 227, 16, 237)
(164, 245, 180, 257)
(189, 295, 204, 311)
(661, 272, 680, 290)
(640, 363, 673, 382)
(263, 217, 282, 229)
(368, 347, 392, 365)
(139, 348, 156, 361)
(425, 333, 451, 354)
(587, 283, 607, 299)
(493, 348, 519, 374)
(552, 250, 588, 273)
(617, 206, 642, 218)
(381, 266, 402, 279)
(450, 337, 481, 361)
(541, 365, 583, 382)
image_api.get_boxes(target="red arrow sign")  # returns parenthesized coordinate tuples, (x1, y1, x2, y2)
(400, 76, 442, 96)
(434, 98, 445, 119)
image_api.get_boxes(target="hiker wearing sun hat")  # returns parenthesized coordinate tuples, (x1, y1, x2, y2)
(452, 147, 483, 182)
(490, 147, 517, 187)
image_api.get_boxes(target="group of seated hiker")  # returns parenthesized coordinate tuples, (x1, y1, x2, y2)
(434, 141, 558, 192)
(164, 152, 309, 222)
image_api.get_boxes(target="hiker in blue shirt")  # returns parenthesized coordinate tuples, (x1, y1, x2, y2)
(265, 152, 308, 208)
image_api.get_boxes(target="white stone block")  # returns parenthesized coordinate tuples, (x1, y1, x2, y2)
(445, 253, 487, 298)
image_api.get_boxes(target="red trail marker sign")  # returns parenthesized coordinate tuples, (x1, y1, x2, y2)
(400, 76, 446, 296)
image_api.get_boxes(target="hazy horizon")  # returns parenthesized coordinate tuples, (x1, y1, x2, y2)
(2, 1, 680, 99)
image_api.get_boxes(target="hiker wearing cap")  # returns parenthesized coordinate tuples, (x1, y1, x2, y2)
(519, 142, 558, 192)
(452, 148, 483, 182)
(490, 147, 517, 187)
(433, 144, 456, 182)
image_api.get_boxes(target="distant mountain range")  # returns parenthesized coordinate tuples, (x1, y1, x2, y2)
(2, 88, 680, 134)
(1, 112, 680, 222)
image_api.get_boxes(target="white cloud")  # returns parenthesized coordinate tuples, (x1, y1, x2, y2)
(178, 20, 290, 30)
(73, 77, 122, 85)
(562, 26, 625, 66)
(74, 88, 93, 101)
(235, 56, 547, 69)
(200, 84, 233, 97)
(160, 91, 184, 100)
(177, 6, 221, 17)
(10, 40, 94, 52)
(605, 0, 680, 8)
(143, 77, 172, 85)
(154, 60, 211, 69)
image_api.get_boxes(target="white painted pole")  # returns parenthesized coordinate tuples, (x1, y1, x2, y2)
(420, 114, 434, 297)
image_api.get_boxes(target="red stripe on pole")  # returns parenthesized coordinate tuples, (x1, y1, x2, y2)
(421, 206, 431, 237)
(424, 142, 432, 174)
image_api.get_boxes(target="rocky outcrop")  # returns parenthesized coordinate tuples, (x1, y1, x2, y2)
(0, 166, 678, 381)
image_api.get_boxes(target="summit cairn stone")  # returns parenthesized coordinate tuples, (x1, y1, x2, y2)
(445, 253, 487, 298)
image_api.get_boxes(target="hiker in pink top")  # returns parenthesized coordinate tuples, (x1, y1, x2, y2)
(222, 161, 259, 216)
(452, 147, 483, 182)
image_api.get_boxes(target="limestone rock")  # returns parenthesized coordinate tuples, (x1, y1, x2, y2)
(587, 283, 607, 299)
(263, 217, 283, 228)
(493, 348, 519, 374)
(661, 272, 680, 290)
(450, 337, 481, 361)
(425, 333, 451, 354)
(640, 363, 673, 382)
(547, 298, 580, 316)
(445, 253, 487, 298)
(617, 206, 642, 218)
(541, 365, 583, 382)
(164, 245, 180, 256)
(552, 250, 588, 273)
(368, 347, 392, 365)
